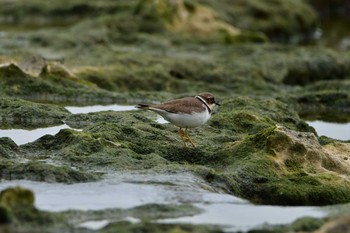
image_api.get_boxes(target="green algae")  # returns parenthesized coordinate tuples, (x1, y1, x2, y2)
(0, 186, 53, 225)
(249, 216, 325, 233)
(9, 96, 347, 205)
(199, 0, 318, 43)
(0, 63, 120, 104)
(0, 160, 100, 183)
(0, 95, 69, 129)
(0, 0, 350, 231)
(211, 126, 350, 205)
(285, 79, 350, 122)
(0, 138, 19, 159)
(101, 221, 223, 233)
(63, 203, 203, 225)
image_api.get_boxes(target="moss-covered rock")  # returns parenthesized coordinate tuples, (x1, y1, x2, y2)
(0, 186, 34, 209)
(135, 0, 266, 44)
(0, 95, 69, 128)
(0, 160, 100, 183)
(315, 215, 350, 233)
(0, 186, 52, 225)
(0, 63, 120, 103)
(0, 138, 19, 159)
(201, 0, 318, 43)
(101, 221, 223, 233)
(210, 96, 314, 135)
(17, 96, 350, 205)
(250, 216, 325, 232)
(214, 126, 350, 205)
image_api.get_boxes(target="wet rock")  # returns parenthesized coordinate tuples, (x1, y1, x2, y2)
(0, 186, 34, 209)
(282, 49, 350, 85)
(285, 79, 350, 122)
(100, 221, 223, 233)
(24, 115, 171, 171)
(210, 96, 314, 136)
(0, 160, 100, 183)
(250, 216, 324, 232)
(0, 138, 19, 159)
(0, 186, 52, 225)
(0, 63, 120, 103)
(0, 96, 69, 128)
(19, 96, 350, 205)
(136, 0, 266, 43)
(217, 126, 350, 205)
(201, 0, 318, 43)
(315, 215, 350, 233)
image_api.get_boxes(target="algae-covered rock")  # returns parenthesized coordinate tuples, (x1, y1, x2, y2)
(202, 0, 318, 43)
(210, 96, 314, 136)
(282, 49, 350, 85)
(0, 138, 19, 158)
(284, 79, 350, 122)
(0, 186, 34, 209)
(250, 216, 325, 232)
(100, 221, 223, 233)
(0, 95, 69, 128)
(135, 0, 267, 43)
(216, 126, 350, 205)
(315, 215, 350, 233)
(0, 160, 100, 183)
(0, 63, 120, 103)
(291, 90, 350, 122)
(17, 95, 349, 205)
(24, 115, 171, 171)
(0, 186, 52, 225)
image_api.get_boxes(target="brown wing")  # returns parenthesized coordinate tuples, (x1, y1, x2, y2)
(150, 97, 205, 114)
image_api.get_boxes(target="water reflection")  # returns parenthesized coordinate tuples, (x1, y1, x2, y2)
(0, 124, 75, 145)
(65, 104, 137, 114)
(0, 173, 326, 232)
(307, 120, 350, 140)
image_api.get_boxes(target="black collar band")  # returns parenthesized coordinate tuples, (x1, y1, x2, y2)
(195, 96, 211, 114)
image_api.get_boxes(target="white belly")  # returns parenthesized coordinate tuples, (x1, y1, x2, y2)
(158, 110, 211, 128)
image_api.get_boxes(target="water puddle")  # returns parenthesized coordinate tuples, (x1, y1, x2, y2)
(0, 172, 326, 232)
(65, 104, 137, 114)
(161, 204, 325, 232)
(78, 220, 110, 230)
(0, 104, 138, 145)
(0, 124, 76, 145)
(307, 120, 350, 141)
(66, 104, 169, 124)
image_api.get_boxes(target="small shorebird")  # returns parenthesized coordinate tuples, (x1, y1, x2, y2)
(136, 92, 219, 147)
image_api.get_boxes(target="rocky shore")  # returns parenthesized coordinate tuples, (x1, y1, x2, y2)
(0, 0, 350, 232)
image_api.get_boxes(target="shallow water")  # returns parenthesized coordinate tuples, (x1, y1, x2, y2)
(0, 104, 137, 145)
(0, 124, 74, 145)
(0, 172, 326, 232)
(65, 104, 137, 114)
(307, 120, 350, 141)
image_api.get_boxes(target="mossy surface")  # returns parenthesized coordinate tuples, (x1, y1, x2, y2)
(0, 95, 69, 128)
(0, 186, 53, 225)
(7, 96, 347, 206)
(0, 0, 350, 231)
(199, 0, 318, 43)
(0, 63, 121, 104)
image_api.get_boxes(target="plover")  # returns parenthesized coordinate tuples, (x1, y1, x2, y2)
(137, 92, 219, 147)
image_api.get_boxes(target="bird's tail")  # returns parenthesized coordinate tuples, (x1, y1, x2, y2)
(136, 104, 150, 109)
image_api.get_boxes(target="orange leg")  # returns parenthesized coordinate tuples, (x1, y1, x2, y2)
(184, 128, 196, 148)
(178, 128, 187, 147)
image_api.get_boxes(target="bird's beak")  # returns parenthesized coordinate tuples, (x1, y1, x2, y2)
(215, 102, 220, 106)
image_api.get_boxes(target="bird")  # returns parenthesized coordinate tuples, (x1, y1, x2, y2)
(136, 92, 219, 147)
